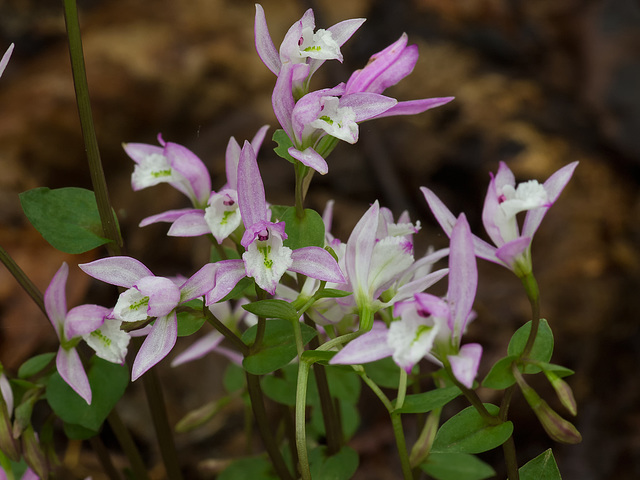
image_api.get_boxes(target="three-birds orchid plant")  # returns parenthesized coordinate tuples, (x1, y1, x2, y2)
(0, 4, 582, 480)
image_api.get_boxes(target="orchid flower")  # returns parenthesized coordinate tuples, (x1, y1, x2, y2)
(345, 33, 454, 118)
(205, 142, 345, 302)
(157, 125, 270, 242)
(0, 43, 14, 79)
(79, 257, 214, 380)
(123, 134, 211, 209)
(255, 4, 364, 96)
(338, 201, 447, 330)
(331, 214, 482, 388)
(45, 263, 128, 404)
(422, 161, 578, 276)
(273, 65, 397, 174)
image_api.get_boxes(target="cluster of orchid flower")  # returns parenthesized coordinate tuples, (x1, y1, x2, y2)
(0, 4, 579, 478)
(37, 5, 576, 406)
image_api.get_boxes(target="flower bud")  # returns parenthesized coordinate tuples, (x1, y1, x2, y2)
(176, 397, 231, 433)
(0, 395, 20, 461)
(545, 370, 577, 416)
(514, 366, 581, 444)
(21, 425, 48, 479)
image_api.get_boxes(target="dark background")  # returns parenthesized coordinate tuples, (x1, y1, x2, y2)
(1, 0, 639, 478)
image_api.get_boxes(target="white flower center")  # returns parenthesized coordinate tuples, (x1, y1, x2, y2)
(499, 180, 548, 219)
(84, 319, 130, 364)
(205, 190, 242, 243)
(298, 27, 341, 61)
(112, 287, 149, 323)
(132, 153, 179, 189)
(309, 97, 358, 143)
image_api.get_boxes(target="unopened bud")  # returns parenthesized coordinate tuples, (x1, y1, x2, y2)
(21, 425, 48, 479)
(513, 364, 581, 444)
(545, 370, 577, 416)
(0, 389, 20, 461)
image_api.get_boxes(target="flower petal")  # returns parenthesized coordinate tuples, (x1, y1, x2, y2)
(288, 147, 328, 175)
(44, 262, 69, 337)
(64, 304, 109, 339)
(131, 313, 178, 381)
(139, 208, 201, 227)
(180, 263, 217, 303)
(164, 141, 212, 207)
(206, 260, 247, 304)
(290, 246, 345, 283)
(79, 256, 154, 288)
(237, 142, 268, 228)
(448, 214, 477, 338)
(373, 97, 454, 119)
(135, 276, 181, 318)
(448, 343, 482, 389)
(167, 211, 211, 237)
(84, 319, 130, 364)
(330, 321, 392, 365)
(56, 348, 91, 404)
(254, 4, 281, 74)
(171, 330, 224, 367)
(0, 43, 14, 78)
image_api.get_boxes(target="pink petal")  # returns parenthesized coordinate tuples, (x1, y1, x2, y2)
(180, 263, 217, 302)
(167, 211, 210, 237)
(448, 214, 477, 336)
(330, 321, 393, 365)
(205, 260, 246, 304)
(339, 92, 397, 122)
(135, 276, 181, 318)
(345, 201, 379, 292)
(122, 142, 164, 165)
(237, 142, 267, 228)
(79, 256, 154, 288)
(373, 97, 454, 119)
(131, 313, 178, 381)
(290, 246, 346, 284)
(449, 343, 482, 389)
(44, 262, 69, 336)
(56, 348, 92, 404)
(139, 208, 200, 227)
(164, 142, 212, 207)
(288, 147, 328, 175)
(0, 43, 14, 78)
(495, 236, 532, 269)
(64, 304, 109, 339)
(254, 4, 281, 75)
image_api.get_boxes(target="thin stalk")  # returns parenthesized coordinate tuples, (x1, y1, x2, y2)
(294, 161, 309, 219)
(520, 273, 541, 360)
(502, 435, 520, 480)
(304, 316, 342, 455)
(446, 370, 497, 424)
(354, 367, 393, 412)
(89, 436, 122, 480)
(246, 372, 294, 480)
(252, 288, 268, 353)
(203, 304, 249, 356)
(142, 370, 183, 480)
(409, 408, 441, 468)
(0, 246, 45, 316)
(296, 359, 313, 480)
(107, 410, 150, 480)
(390, 412, 413, 480)
(62, 0, 122, 254)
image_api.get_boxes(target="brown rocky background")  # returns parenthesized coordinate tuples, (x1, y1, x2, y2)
(1, 0, 639, 478)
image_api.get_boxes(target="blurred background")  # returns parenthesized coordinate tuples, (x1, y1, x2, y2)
(1, 0, 639, 478)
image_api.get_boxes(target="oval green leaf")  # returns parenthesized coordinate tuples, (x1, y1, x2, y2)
(420, 452, 496, 480)
(519, 449, 561, 480)
(432, 404, 513, 454)
(508, 319, 554, 373)
(19, 187, 115, 254)
(396, 386, 461, 414)
(280, 207, 326, 250)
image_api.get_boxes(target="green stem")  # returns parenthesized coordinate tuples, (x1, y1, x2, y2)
(142, 370, 183, 480)
(62, 0, 122, 254)
(294, 161, 309, 219)
(0, 246, 45, 317)
(390, 411, 413, 480)
(203, 304, 249, 356)
(502, 435, 520, 480)
(354, 366, 393, 413)
(246, 372, 294, 480)
(296, 359, 313, 480)
(107, 410, 150, 480)
(304, 316, 342, 455)
(446, 369, 497, 424)
(409, 408, 441, 468)
(520, 272, 541, 359)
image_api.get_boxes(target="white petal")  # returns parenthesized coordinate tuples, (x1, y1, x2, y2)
(84, 319, 130, 364)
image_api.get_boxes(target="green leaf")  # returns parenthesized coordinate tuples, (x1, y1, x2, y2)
(432, 404, 513, 454)
(508, 319, 554, 373)
(177, 299, 205, 337)
(18, 353, 56, 379)
(309, 446, 359, 480)
(421, 452, 496, 480)
(519, 449, 562, 480)
(396, 386, 461, 414)
(242, 299, 299, 322)
(46, 356, 129, 432)
(63, 422, 99, 440)
(300, 350, 336, 365)
(218, 276, 255, 302)
(19, 187, 115, 254)
(272, 129, 296, 164)
(219, 456, 278, 480)
(242, 319, 316, 375)
(280, 207, 326, 250)
(482, 355, 518, 390)
(535, 362, 574, 378)
(269, 205, 290, 222)
(314, 288, 352, 300)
